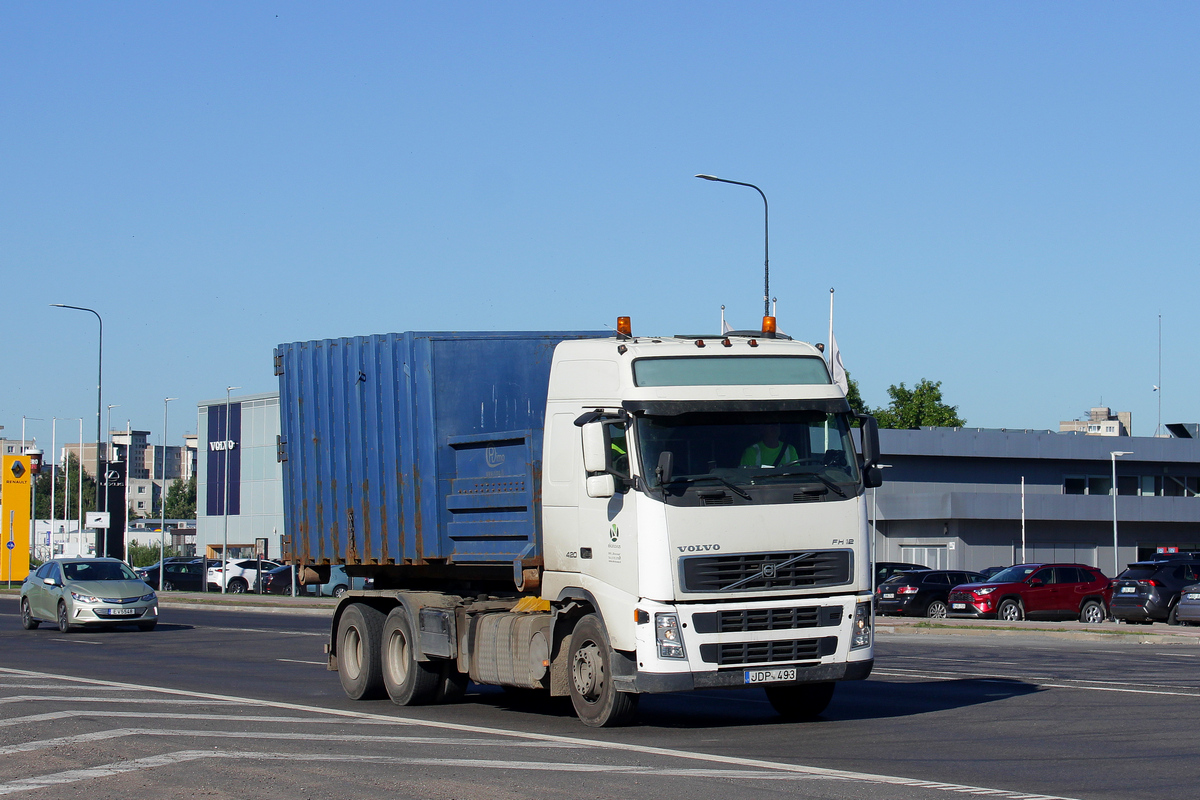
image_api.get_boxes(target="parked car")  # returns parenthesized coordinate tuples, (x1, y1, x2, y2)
(875, 561, 930, 588)
(258, 564, 370, 597)
(259, 564, 298, 595)
(1174, 582, 1200, 625)
(134, 557, 198, 584)
(140, 561, 206, 592)
(977, 566, 1006, 580)
(876, 570, 987, 618)
(21, 557, 158, 632)
(947, 563, 1111, 623)
(1109, 558, 1200, 625)
(208, 559, 282, 593)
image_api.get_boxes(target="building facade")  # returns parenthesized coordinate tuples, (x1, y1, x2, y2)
(872, 427, 1200, 576)
(195, 391, 284, 560)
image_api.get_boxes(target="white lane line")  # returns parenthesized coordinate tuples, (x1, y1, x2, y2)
(1152, 652, 1200, 657)
(873, 668, 1200, 697)
(0, 696, 239, 706)
(0, 728, 591, 756)
(49, 638, 102, 645)
(0, 684, 137, 690)
(276, 658, 326, 665)
(0, 666, 1082, 800)
(0, 711, 403, 728)
(189, 625, 325, 637)
(0, 749, 1076, 799)
(889, 657, 1019, 665)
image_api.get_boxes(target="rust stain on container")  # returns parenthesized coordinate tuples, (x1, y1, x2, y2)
(359, 478, 372, 563)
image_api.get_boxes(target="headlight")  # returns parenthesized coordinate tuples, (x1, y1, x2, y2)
(851, 601, 872, 650)
(140, 593, 157, 602)
(655, 612, 686, 659)
(974, 587, 997, 596)
(70, 591, 99, 604)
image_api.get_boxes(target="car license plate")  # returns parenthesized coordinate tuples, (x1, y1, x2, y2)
(109, 608, 136, 616)
(1188, 593, 1200, 601)
(744, 667, 797, 684)
(951, 603, 966, 609)
(1121, 586, 1136, 593)
(882, 593, 895, 599)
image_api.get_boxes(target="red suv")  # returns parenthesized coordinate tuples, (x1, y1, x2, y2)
(948, 563, 1111, 623)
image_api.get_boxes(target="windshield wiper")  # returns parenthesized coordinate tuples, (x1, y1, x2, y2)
(667, 475, 752, 500)
(752, 469, 848, 498)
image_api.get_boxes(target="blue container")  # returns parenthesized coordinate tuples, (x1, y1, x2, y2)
(274, 331, 604, 579)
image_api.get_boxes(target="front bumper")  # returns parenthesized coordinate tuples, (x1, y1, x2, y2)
(71, 602, 158, 625)
(618, 658, 873, 693)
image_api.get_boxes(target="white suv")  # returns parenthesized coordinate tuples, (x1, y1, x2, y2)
(207, 559, 282, 593)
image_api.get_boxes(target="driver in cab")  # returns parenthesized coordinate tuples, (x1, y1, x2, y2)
(740, 423, 798, 469)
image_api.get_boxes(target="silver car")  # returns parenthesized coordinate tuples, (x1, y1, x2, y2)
(21, 558, 159, 632)
(1176, 582, 1200, 626)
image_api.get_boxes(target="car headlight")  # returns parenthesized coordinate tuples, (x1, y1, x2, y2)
(140, 593, 157, 602)
(70, 591, 99, 604)
(851, 601, 872, 650)
(974, 587, 997, 596)
(654, 612, 686, 659)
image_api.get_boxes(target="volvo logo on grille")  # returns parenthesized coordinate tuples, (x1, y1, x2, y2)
(761, 562, 777, 579)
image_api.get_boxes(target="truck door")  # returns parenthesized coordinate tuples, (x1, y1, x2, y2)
(576, 420, 640, 600)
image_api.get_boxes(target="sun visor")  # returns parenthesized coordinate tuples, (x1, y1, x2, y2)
(622, 398, 852, 416)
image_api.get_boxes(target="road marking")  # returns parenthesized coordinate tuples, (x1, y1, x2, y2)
(1152, 652, 1199, 657)
(188, 624, 325, 636)
(873, 668, 1200, 697)
(0, 710, 401, 728)
(276, 658, 326, 665)
(0, 666, 1083, 800)
(49, 638, 102, 645)
(0, 696, 241, 706)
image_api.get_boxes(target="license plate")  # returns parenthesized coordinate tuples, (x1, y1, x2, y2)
(1188, 593, 1200, 601)
(951, 603, 966, 609)
(1120, 586, 1136, 593)
(108, 608, 136, 616)
(882, 593, 895, 599)
(744, 667, 797, 684)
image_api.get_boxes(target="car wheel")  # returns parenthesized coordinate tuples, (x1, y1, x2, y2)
(57, 601, 72, 633)
(332, 585, 348, 598)
(380, 606, 441, 706)
(1168, 604, 1180, 626)
(568, 614, 638, 727)
(925, 600, 949, 619)
(997, 599, 1023, 622)
(228, 578, 248, 594)
(765, 682, 836, 720)
(1079, 601, 1105, 624)
(163, 581, 175, 592)
(20, 599, 39, 630)
(337, 603, 386, 700)
(137, 621, 157, 632)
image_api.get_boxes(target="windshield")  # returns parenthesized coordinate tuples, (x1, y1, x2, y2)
(62, 561, 139, 582)
(985, 565, 1038, 584)
(636, 410, 860, 490)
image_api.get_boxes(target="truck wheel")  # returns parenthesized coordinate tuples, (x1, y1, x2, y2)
(381, 607, 441, 706)
(765, 682, 836, 720)
(1079, 601, 1105, 624)
(567, 614, 638, 727)
(337, 603, 386, 700)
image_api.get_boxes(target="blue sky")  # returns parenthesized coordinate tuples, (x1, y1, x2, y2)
(3, 2, 1198, 453)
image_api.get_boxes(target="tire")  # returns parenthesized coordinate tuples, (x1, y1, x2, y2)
(20, 599, 39, 630)
(1079, 601, 1105, 624)
(765, 682, 836, 720)
(337, 603, 386, 700)
(925, 600, 949, 619)
(163, 581, 175, 592)
(997, 599, 1023, 622)
(332, 585, 348, 598)
(381, 606, 441, 706)
(137, 621, 157, 632)
(57, 601, 72, 633)
(567, 614, 638, 727)
(228, 578, 248, 594)
(1168, 604, 1180, 626)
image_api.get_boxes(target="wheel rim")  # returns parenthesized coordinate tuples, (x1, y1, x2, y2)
(231, 580, 245, 593)
(384, 627, 411, 686)
(342, 625, 363, 680)
(1000, 603, 1018, 621)
(21, 600, 31, 625)
(928, 601, 948, 619)
(1084, 605, 1102, 623)
(164, 582, 174, 592)
(58, 604, 68, 630)
(572, 640, 603, 703)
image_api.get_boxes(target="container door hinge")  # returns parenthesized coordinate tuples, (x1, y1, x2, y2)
(277, 434, 288, 462)
(274, 354, 284, 376)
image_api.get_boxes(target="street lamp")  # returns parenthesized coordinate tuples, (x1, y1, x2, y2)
(695, 174, 771, 317)
(159, 398, 178, 591)
(221, 386, 240, 593)
(1111, 451, 1133, 576)
(51, 304, 103, 553)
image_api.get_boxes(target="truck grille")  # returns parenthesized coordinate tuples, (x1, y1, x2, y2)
(699, 636, 838, 665)
(680, 549, 852, 593)
(692, 605, 844, 633)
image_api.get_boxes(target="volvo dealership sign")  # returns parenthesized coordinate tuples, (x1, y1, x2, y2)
(206, 402, 242, 516)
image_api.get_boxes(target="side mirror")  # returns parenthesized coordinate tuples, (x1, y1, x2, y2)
(863, 465, 883, 488)
(857, 414, 880, 467)
(586, 474, 615, 498)
(656, 451, 674, 485)
(43, 577, 56, 587)
(581, 422, 609, 473)
(1029, 578, 1044, 587)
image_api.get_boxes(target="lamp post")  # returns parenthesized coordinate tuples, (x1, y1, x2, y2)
(51, 304, 103, 553)
(695, 174, 770, 316)
(159, 398, 178, 591)
(221, 386, 240, 593)
(106, 405, 120, 462)
(1111, 451, 1132, 576)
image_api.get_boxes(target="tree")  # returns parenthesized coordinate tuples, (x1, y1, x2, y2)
(32, 454, 96, 519)
(845, 375, 868, 417)
(872, 379, 966, 429)
(163, 474, 197, 520)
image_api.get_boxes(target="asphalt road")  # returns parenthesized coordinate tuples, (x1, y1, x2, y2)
(1, 598, 1196, 799)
